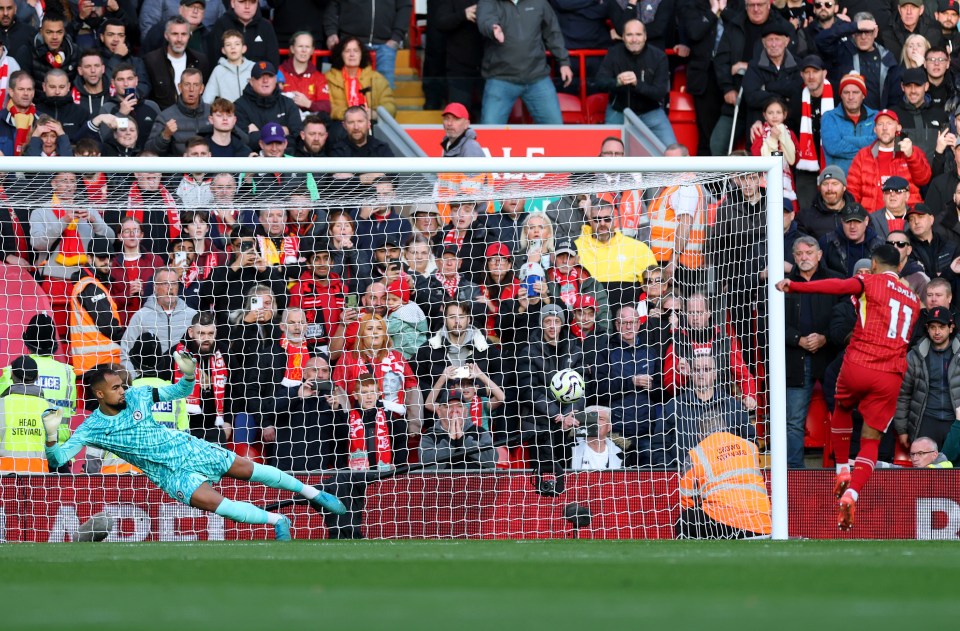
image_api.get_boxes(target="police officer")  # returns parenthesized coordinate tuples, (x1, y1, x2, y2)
(0, 356, 55, 473)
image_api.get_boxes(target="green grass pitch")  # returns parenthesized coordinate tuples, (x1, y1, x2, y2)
(1, 540, 956, 630)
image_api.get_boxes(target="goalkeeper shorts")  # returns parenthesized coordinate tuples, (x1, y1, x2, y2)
(158, 443, 237, 505)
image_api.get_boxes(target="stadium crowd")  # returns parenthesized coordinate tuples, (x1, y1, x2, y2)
(0, 0, 958, 503)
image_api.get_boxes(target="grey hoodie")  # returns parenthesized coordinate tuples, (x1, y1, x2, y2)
(120, 296, 198, 377)
(204, 57, 256, 105)
(28, 205, 115, 279)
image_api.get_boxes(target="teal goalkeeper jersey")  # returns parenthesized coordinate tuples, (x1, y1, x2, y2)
(45, 377, 200, 483)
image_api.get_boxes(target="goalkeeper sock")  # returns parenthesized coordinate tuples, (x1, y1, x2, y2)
(830, 404, 854, 467)
(850, 437, 879, 495)
(214, 498, 280, 525)
(249, 463, 319, 499)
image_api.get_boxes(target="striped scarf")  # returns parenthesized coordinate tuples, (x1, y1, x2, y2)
(797, 79, 834, 172)
(7, 100, 35, 156)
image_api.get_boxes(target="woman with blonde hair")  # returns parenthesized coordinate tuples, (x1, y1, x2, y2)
(516, 211, 556, 272)
(900, 34, 931, 69)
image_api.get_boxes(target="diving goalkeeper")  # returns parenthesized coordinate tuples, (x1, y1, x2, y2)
(42, 352, 346, 541)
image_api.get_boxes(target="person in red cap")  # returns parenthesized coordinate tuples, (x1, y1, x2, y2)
(385, 276, 428, 360)
(441, 102, 484, 158)
(847, 107, 932, 210)
(477, 241, 520, 342)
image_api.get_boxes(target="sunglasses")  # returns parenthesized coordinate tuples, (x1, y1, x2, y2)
(591, 216, 614, 223)
(814, 1, 833, 6)
(887, 241, 910, 249)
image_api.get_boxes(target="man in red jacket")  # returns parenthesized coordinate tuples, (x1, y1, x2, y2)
(847, 109, 931, 210)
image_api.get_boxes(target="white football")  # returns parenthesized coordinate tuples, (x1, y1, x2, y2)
(550, 369, 585, 404)
(75, 511, 114, 542)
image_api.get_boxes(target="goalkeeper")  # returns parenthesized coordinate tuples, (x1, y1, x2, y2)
(42, 352, 346, 541)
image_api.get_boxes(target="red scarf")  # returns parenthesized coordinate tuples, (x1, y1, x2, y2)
(443, 229, 464, 249)
(348, 407, 391, 470)
(548, 267, 583, 307)
(279, 336, 310, 385)
(797, 79, 834, 172)
(50, 195, 86, 266)
(0, 188, 25, 258)
(468, 395, 485, 430)
(127, 181, 181, 239)
(82, 173, 107, 204)
(481, 279, 519, 337)
(436, 271, 460, 297)
(7, 101, 35, 156)
(570, 323, 588, 340)
(343, 68, 367, 108)
(175, 342, 227, 418)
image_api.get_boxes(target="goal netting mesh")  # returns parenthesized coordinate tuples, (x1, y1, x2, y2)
(0, 156, 783, 542)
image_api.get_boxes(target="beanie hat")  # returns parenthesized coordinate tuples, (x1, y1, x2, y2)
(839, 73, 867, 96)
(23, 313, 58, 355)
(387, 278, 411, 303)
(540, 303, 566, 327)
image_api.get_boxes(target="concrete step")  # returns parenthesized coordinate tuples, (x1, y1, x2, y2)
(395, 110, 443, 124)
(395, 49, 418, 77)
(396, 96, 425, 108)
(393, 80, 424, 98)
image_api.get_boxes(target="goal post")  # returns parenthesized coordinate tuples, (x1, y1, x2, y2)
(0, 154, 787, 541)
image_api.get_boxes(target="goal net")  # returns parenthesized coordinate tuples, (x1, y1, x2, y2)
(0, 155, 785, 542)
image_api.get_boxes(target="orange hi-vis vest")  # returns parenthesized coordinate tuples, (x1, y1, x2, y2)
(647, 184, 707, 269)
(595, 189, 646, 236)
(679, 431, 772, 535)
(434, 171, 494, 222)
(69, 275, 122, 375)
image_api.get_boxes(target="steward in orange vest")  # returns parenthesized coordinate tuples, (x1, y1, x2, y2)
(68, 238, 123, 376)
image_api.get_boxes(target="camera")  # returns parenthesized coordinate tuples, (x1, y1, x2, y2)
(453, 366, 471, 380)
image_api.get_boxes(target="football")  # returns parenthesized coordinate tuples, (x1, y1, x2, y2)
(550, 369, 585, 404)
(75, 511, 114, 542)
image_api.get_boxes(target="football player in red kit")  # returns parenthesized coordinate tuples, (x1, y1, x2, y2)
(777, 245, 919, 530)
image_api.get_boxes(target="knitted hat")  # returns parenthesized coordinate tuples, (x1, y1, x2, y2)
(387, 278, 411, 303)
(540, 303, 566, 326)
(23, 313, 58, 355)
(839, 73, 867, 96)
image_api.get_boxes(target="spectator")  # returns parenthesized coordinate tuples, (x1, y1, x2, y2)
(820, 72, 877, 172)
(202, 29, 253, 104)
(66, 237, 124, 375)
(595, 19, 675, 145)
(145, 67, 211, 156)
(232, 61, 302, 150)
(546, 237, 609, 328)
(254, 203, 301, 280)
(797, 165, 855, 239)
(794, 54, 833, 208)
(440, 102, 484, 157)
(614, 0, 679, 52)
(937, 180, 960, 245)
(568, 294, 610, 402)
(93, 63, 160, 151)
(476, 0, 572, 124)
(203, 96, 247, 157)
(0, 0, 35, 63)
(34, 68, 87, 142)
(72, 49, 107, 120)
(516, 303, 585, 495)
(475, 241, 520, 342)
(574, 200, 657, 288)
(816, 12, 902, 110)
(175, 139, 214, 207)
(887, 229, 931, 296)
(324, 35, 396, 122)
(142, 0, 212, 55)
(752, 97, 800, 202)
(23, 114, 71, 157)
(142, 15, 209, 110)
(924, 45, 955, 115)
(323, 210, 362, 293)
(438, 199, 491, 281)
(741, 20, 803, 136)
(908, 435, 956, 466)
(597, 305, 664, 466)
(798, 0, 840, 57)
(420, 387, 497, 469)
(240, 121, 301, 196)
(893, 66, 948, 163)
(907, 203, 960, 277)
(99, 17, 152, 98)
(820, 203, 884, 276)
(279, 31, 331, 117)
(884, 0, 942, 60)
(414, 243, 484, 332)
(402, 234, 438, 281)
(208, 0, 279, 68)
(912, 277, 960, 336)
(140, 0, 224, 45)
(384, 277, 428, 360)
(901, 33, 932, 70)
(289, 242, 345, 353)
(354, 182, 408, 253)
(406, 203, 444, 250)
(15, 12, 77, 84)
(294, 113, 331, 159)
(784, 236, 842, 468)
(30, 172, 115, 284)
(172, 310, 230, 442)
(277, 307, 311, 388)
(676, 0, 723, 156)
(848, 109, 932, 209)
(434, 0, 484, 118)
(110, 216, 162, 324)
(488, 196, 525, 252)
(97, 111, 140, 156)
(869, 175, 913, 240)
(70, 1, 126, 51)
(570, 406, 624, 471)
(120, 266, 197, 376)
(328, 105, 395, 163)
(208, 173, 242, 240)
(109, 166, 178, 255)
(0, 70, 36, 155)
(895, 306, 960, 451)
(323, 0, 411, 90)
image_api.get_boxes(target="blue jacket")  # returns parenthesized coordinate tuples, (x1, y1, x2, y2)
(820, 105, 877, 172)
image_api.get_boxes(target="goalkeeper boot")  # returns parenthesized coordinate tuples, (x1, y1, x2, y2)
(274, 516, 292, 541)
(308, 490, 347, 515)
(837, 491, 856, 531)
(833, 468, 851, 499)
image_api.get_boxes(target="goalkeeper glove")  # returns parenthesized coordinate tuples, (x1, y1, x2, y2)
(173, 350, 197, 379)
(42, 408, 63, 443)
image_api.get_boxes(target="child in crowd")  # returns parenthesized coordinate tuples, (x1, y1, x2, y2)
(347, 375, 393, 472)
(204, 30, 255, 104)
(384, 277, 428, 360)
(751, 96, 798, 205)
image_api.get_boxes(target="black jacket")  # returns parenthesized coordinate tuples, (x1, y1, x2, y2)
(233, 83, 304, 149)
(595, 42, 670, 114)
(16, 32, 79, 84)
(35, 93, 91, 143)
(323, 0, 413, 46)
(612, 0, 678, 51)
(784, 265, 843, 387)
(740, 49, 803, 133)
(819, 223, 885, 277)
(433, 0, 484, 75)
(1, 19, 36, 63)
(143, 46, 210, 110)
(892, 95, 948, 163)
(676, 0, 720, 97)
(71, 77, 108, 120)
(209, 9, 280, 68)
(815, 20, 902, 110)
(796, 191, 855, 240)
(551, 0, 616, 50)
(98, 95, 161, 151)
(412, 329, 503, 395)
(102, 50, 153, 100)
(516, 329, 585, 428)
(909, 232, 960, 279)
(881, 13, 942, 60)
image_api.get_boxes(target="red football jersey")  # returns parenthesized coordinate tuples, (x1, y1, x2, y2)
(789, 272, 919, 373)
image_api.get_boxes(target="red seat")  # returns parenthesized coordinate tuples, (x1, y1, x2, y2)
(584, 93, 608, 124)
(893, 439, 913, 468)
(228, 443, 264, 463)
(507, 99, 532, 124)
(668, 90, 699, 155)
(804, 385, 829, 449)
(557, 92, 585, 124)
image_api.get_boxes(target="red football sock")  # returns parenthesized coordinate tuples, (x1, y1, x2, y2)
(830, 405, 853, 467)
(850, 437, 880, 494)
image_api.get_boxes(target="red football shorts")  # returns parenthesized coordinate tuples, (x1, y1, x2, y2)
(834, 363, 904, 432)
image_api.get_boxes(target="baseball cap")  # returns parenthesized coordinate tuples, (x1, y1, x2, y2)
(439, 243, 460, 257)
(554, 238, 578, 256)
(441, 102, 470, 119)
(251, 61, 277, 78)
(372, 234, 401, 250)
(901, 67, 929, 86)
(840, 204, 869, 222)
(180, 0, 206, 5)
(800, 54, 825, 71)
(881, 175, 910, 192)
(875, 109, 900, 124)
(574, 294, 597, 311)
(436, 388, 465, 404)
(260, 121, 286, 144)
(10, 355, 38, 382)
(906, 203, 934, 216)
(939, 0, 959, 12)
(817, 165, 847, 187)
(927, 306, 954, 325)
(485, 242, 510, 258)
(900, 0, 922, 6)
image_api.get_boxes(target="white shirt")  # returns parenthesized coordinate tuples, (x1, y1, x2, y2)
(168, 53, 188, 90)
(571, 438, 623, 471)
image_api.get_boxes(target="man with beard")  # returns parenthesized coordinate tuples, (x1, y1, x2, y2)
(0, 0, 36, 61)
(329, 106, 395, 185)
(72, 50, 109, 120)
(174, 312, 230, 443)
(797, 165, 856, 239)
(67, 237, 124, 376)
(414, 244, 484, 333)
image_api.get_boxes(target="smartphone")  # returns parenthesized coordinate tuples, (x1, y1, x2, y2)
(124, 87, 136, 98)
(345, 294, 359, 309)
(251, 296, 264, 310)
(116, 118, 129, 130)
(239, 240, 255, 253)
(313, 381, 333, 396)
(174, 251, 187, 266)
(92, 0, 107, 7)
